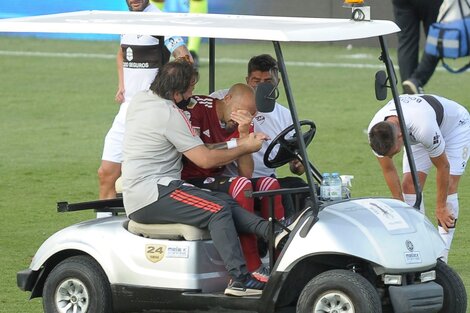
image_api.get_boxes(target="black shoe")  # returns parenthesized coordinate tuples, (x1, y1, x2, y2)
(274, 209, 309, 250)
(402, 79, 424, 94)
(190, 50, 199, 69)
(224, 274, 265, 297)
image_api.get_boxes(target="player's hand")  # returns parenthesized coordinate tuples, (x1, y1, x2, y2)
(289, 159, 305, 175)
(244, 132, 269, 152)
(436, 205, 455, 232)
(231, 110, 253, 136)
(115, 87, 125, 104)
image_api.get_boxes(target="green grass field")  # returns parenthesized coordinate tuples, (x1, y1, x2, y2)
(1, 36, 469, 312)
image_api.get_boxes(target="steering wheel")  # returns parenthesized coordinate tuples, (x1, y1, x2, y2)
(263, 120, 316, 168)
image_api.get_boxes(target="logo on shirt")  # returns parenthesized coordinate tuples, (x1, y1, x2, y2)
(203, 177, 215, 184)
(126, 47, 133, 61)
(433, 132, 440, 145)
(255, 115, 266, 124)
(203, 129, 211, 137)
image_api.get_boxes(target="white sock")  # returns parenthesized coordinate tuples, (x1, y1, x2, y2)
(403, 193, 425, 214)
(438, 193, 459, 263)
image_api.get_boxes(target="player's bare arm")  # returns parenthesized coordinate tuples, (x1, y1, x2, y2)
(431, 152, 454, 232)
(115, 48, 125, 104)
(184, 132, 268, 169)
(377, 156, 404, 201)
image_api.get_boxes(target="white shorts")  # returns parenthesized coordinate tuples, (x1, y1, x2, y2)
(101, 102, 129, 163)
(403, 122, 470, 176)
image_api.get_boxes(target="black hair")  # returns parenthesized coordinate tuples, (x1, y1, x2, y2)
(150, 58, 199, 100)
(369, 121, 396, 156)
(247, 54, 278, 75)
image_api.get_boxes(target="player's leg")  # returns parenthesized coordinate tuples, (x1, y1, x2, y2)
(437, 126, 470, 262)
(402, 144, 430, 213)
(97, 102, 128, 216)
(186, 177, 264, 275)
(252, 177, 285, 220)
(129, 180, 267, 294)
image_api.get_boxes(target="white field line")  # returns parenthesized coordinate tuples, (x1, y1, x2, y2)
(0, 49, 449, 71)
(0, 49, 400, 70)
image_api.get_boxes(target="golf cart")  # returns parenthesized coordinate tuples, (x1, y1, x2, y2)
(1, 5, 467, 313)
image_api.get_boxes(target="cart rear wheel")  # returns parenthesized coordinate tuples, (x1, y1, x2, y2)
(43, 255, 112, 313)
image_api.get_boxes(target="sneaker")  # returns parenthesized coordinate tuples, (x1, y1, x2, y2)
(252, 264, 270, 283)
(274, 209, 309, 250)
(402, 79, 424, 94)
(224, 274, 265, 297)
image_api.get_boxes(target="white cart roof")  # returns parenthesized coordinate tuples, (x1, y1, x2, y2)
(0, 10, 399, 42)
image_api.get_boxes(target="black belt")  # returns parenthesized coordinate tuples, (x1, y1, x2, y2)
(421, 95, 444, 126)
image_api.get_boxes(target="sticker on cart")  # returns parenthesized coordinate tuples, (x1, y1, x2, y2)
(145, 244, 166, 263)
(354, 199, 409, 231)
(167, 245, 190, 258)
(404, 251, 422, 264)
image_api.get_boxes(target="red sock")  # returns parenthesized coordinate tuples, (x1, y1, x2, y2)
(229, 177, 260, 272)
(256, 177, 285, 220)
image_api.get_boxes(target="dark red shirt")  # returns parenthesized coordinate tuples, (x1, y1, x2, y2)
(181, 95, 253, 180)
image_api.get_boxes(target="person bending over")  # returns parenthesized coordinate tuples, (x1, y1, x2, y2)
(368, 94, 470, 263)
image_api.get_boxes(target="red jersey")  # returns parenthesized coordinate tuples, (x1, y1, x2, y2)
(181, 95, 253, 180)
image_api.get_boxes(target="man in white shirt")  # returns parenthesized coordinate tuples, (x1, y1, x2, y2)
(211, 54, 308, 217)
(97, 0, 192, 212)
(368, 94, 470, 262)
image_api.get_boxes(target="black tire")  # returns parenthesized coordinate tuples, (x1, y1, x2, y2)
(297, 269, 382, 313)
(435, 260, 467, 313)
(43, 255, 112, 313)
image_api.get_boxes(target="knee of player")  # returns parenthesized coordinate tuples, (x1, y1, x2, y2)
(257, 176, 281, 191)
(231, 176, 253, 191)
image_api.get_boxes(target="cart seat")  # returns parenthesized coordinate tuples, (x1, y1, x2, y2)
(128, 220, 211, 241)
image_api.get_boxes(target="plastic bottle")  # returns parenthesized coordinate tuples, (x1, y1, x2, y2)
(320, 173, 331, 201)
(340, 175, 354, 199)
(330, 172, 342, 201)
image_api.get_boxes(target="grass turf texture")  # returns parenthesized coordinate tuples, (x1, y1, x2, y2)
(1, 36, 469, 312)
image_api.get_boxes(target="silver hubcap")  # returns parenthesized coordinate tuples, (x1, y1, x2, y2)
(55, 278, 89, 313)
(313, 290, 355, 313)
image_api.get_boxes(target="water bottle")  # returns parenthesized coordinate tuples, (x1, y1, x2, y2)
(330, 172, 342, 201)
(320, 173, 331, 201)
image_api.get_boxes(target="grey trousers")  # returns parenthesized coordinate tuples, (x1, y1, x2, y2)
(129, 180, 269, 280)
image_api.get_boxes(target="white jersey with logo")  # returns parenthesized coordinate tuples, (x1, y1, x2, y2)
(121, 4, 185, 103)
(368, 95, 468, 158)
(102, 4, 185, 163)
(210, 89, 293, 177)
